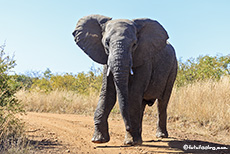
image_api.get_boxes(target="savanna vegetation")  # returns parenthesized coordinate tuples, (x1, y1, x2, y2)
(0, 45, 29, 153)
(1, 42, 230, 152)
(16, 53, 230, 138)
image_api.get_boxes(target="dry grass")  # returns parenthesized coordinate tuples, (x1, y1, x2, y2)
(17, 76, 230, 137)
(0, 114, 32, 153)
(16, 90, 99, 115)
(169, 76, 230, 130)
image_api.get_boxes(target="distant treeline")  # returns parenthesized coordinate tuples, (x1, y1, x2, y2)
(11, 68, 103, 94)
(8, 54, 230, 93)
(8, 55, 230, 93)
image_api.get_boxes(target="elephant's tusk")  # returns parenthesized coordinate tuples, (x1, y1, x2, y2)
(107, 66, 111, 76)
(130, 68, 134, 75)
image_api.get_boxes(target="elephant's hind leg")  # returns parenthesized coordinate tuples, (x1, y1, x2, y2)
(156, 98, 169, 138)
(156, 64, 177, 138)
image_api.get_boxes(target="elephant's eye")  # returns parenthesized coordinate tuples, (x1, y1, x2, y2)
(105, 38, 110, 47)
(104, 38, 110, 54)
(132, 41, 138, 51)
(133, 42, 136, 48)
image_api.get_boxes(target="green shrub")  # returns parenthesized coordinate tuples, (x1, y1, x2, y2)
(176, 55, 230, 87)
(11, 74, 34, 90)
(0, 44, 25, 152)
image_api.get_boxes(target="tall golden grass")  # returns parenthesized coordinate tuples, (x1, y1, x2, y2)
(17, 76, 230, 132)
(169, 76, 230, 131)
(17, 90, 98, 115)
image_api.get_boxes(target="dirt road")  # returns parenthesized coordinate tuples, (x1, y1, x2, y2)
(22, 112, 230, 153)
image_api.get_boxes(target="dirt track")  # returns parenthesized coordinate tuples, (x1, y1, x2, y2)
(22, 112, 230, 153)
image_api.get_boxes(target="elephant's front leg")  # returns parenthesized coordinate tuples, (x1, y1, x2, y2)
(92, 66, 117, 143)
(124, 101, 146, 145)
(124, 96, 144, 145)
(124, 63, 152, 145)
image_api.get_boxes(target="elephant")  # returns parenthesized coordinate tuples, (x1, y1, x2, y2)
(72, 14, 177, 145)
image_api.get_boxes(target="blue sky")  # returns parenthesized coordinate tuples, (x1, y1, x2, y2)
(1, 0, 230, 74)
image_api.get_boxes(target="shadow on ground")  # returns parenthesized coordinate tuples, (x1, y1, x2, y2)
(96, 138, 230, 153)
(28, 138, 61, 150)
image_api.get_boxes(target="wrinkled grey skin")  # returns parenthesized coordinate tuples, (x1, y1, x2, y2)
(72, 14, 177, 145)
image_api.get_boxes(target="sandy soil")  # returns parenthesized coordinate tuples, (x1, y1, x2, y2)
(22, 112, 230, 154)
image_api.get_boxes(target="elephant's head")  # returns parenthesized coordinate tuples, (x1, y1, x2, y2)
(72, 14, 168, 131)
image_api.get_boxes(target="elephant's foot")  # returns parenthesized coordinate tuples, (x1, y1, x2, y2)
(124, 131, 142, 145)
(156, 128, 168, 138)
(92, 130, 110, 143)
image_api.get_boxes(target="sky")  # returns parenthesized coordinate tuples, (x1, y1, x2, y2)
(0, 0, 230, 75)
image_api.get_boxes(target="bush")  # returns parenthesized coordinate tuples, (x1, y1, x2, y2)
(12, 74, 34, 90)
(176, 55, 230, 87)
(30, 67, 103, 95)
(0, 44, 25, 152)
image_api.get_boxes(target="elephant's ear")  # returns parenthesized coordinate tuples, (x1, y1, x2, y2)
(132, 18, 169, 67)
(72, 15, 112, 64)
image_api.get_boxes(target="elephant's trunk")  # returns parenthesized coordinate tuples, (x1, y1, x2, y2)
(113, 67, 131, 131)
(107, 42, 133, 132)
